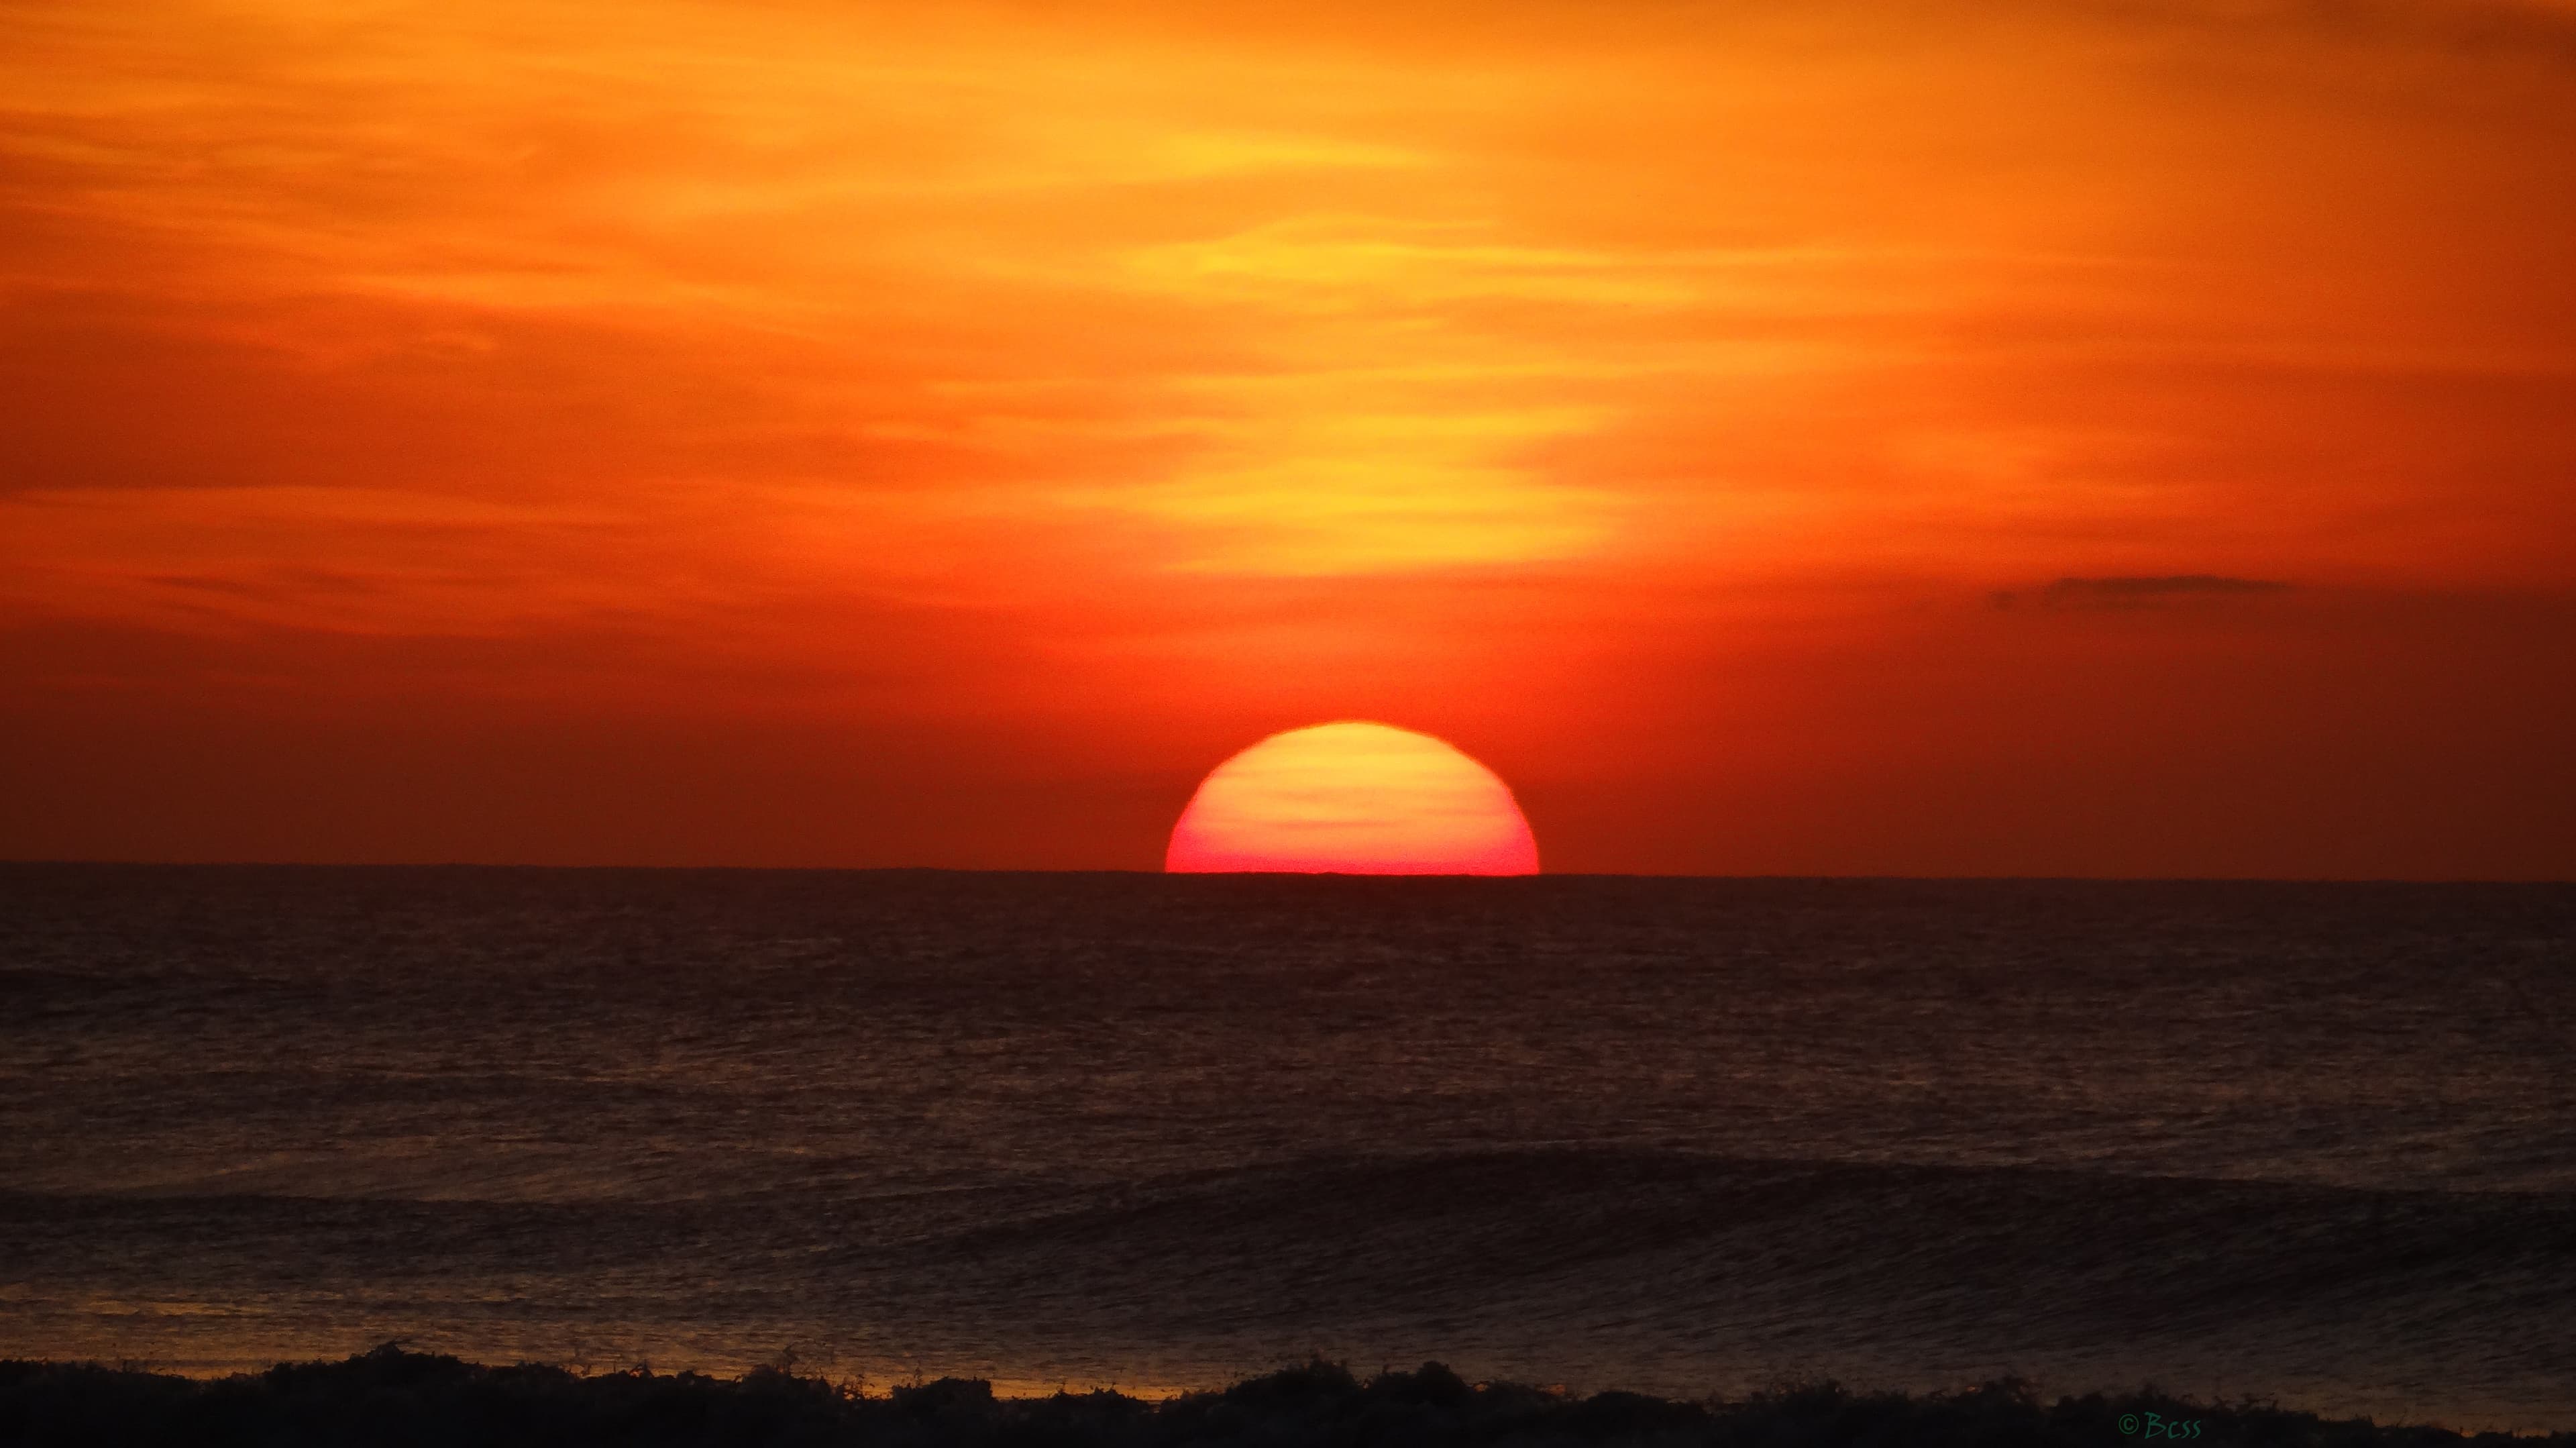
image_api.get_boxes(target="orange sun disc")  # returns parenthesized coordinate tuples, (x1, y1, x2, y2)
(1165, 721, 1540, 875)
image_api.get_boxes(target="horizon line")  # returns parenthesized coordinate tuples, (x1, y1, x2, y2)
(1, 860, 2568, 886)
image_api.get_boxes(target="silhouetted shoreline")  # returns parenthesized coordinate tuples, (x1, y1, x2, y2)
(2, 1346, 2569, 1447)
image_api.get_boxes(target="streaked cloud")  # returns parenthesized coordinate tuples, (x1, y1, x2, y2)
(1994, 576, 2294, 611)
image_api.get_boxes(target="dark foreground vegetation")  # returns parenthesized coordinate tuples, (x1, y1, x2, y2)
(1, 1346, 2566, 1448)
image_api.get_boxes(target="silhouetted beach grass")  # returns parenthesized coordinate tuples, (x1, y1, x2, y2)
(2, 1346, 2567, 1447)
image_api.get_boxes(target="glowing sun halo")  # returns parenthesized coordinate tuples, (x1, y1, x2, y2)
(1165, 721, 1540, 875)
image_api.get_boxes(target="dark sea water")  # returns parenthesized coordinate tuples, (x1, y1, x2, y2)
(2, 866, 2571, 1429)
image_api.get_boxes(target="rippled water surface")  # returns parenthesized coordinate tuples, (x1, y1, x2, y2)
(2, 867, 2570, 1427)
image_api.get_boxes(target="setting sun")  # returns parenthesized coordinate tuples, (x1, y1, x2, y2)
(1165, 721, 1538, 875)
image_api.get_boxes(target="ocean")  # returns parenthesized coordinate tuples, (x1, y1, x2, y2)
(2, 866, 2569, 1429)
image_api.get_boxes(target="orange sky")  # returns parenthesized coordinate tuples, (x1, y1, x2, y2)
(4, 0, 2572, 876)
